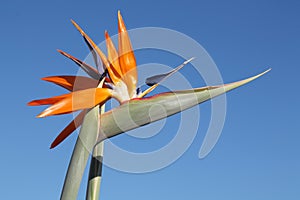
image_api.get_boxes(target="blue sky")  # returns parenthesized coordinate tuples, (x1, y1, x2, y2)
(0, 0, 299, 199)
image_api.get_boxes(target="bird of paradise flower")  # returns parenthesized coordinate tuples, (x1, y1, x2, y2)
(28, 11, 270, 200)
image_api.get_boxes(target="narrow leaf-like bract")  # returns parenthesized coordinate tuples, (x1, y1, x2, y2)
(97, 69, 270, 142)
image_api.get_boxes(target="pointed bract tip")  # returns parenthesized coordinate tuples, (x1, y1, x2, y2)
(118, 11, 126, 32)
(36, 109, 50, 118)
(36, 114, 43, 118)
(256, 68, 271, 78)
(71, 20, 85, 35)
(184, 57, 196, 65)
(70, 19, 79, 29)
(27, 101, 35, 106)
(104, 30, 109, 38)
(40, 77, 48, 81)
(70, 19, 76, 25)
(57, 49, 70, 58)
(225, 68, 271, 89)
(28, 101, 40, 106)
(50, 143, 55, 149)
(57, 49, 64, 55)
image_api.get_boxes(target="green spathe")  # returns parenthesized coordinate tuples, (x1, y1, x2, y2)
(98, 69, 270, 141)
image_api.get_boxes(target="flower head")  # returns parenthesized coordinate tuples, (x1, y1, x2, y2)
(28, 11, 270, 149)
(28, 11, 193, 148)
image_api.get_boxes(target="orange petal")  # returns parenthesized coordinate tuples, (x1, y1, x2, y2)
(57, 50, 100, 80)
(105, 31, 122, 77)
(82, 37, 103, 72)
(71, 20, 109, 70)
(28, 94, 69, 106)
(118, 11, 137, 97)
(50, 110, 86, 149)
(42, 76, 99, 91)
(71, 20, 121, 85)
(37, 88, 112, 117)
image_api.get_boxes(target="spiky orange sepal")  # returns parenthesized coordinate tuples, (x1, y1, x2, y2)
(37, 88, 112, 117)
(105, 31, 122, 78)
(57, 50, 100, 79)
(71, 20, 122, 85)
(50, 110, 86, 149)
(28, 94, 69, 106)
(42, 76, 99, 91)
(118, 11, 138, 98)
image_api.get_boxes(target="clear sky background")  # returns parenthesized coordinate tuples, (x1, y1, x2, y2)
(0, 0, 299, 199)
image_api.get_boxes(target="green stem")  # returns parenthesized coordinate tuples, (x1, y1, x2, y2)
(60, 106, 100, 200)
(61, 80, 105, 200)
(86, 90, 106, 200)
(86, 142, 104, 200)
